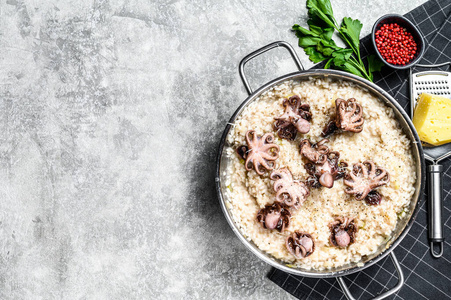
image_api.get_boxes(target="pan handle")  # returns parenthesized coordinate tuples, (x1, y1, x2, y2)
(428, 164, 444, 258)
(239, 41, 304, 95)
(337, 252, 404, 300)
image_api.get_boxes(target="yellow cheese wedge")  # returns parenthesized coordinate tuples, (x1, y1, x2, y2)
(413, 93, 451, 146)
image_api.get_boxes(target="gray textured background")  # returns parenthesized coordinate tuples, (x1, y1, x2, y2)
(0, 0, 427, 299)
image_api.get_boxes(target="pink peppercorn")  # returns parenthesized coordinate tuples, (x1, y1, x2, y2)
(375, 23, 418, 65)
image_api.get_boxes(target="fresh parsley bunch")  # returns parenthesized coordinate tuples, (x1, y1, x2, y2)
(292, 0, 384, 82)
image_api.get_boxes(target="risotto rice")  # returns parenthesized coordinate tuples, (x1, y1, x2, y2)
(224, 77, 416, 270)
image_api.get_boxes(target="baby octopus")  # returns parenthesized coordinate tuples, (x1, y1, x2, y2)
(329, 217, 358, 248)
(299, 138, 329, 164)
(322, 98, 364, 137)
(344, 160, 390, 205)
(300, 139, 348, 188)
(274, 95, 312, 140)
(270, 168, 310, 209)
(242, 130, 280, 175)
(286, 231, 315, 259)
(256, 202, 291, 232)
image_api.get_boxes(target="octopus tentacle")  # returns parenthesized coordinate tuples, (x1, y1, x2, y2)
(373, 168, 389, 183)
(365, 161, 377, 178)
(259, 144, 280, 154)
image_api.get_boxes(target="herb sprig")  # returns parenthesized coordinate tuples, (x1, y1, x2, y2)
(292, 0, 384, 82)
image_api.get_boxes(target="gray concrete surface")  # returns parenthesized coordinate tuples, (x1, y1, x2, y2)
(0, 0, 427, 298)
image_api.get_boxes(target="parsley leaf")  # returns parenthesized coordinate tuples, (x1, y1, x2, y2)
(331, 48, 353, 66)
(334, 61, 365, 78)
(339, 17, 363, 56)
(305, 46, 327, 63)
(367, 54, 385, 81)
(317, 40, 340, 56)
(367, 54, 385, 73)
(306, 0, 336, 29)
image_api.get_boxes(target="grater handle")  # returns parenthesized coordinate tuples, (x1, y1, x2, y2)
(415, 62, 451, 69)
(428, 164, 444, 258)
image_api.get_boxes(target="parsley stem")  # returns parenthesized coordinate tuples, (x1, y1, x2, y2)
(339, 32, 363, 67)
(348, 57, 371, 81)
(337, 31, 370, 79)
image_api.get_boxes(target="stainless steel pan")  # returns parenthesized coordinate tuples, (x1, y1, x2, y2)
(215, 41, 426, 300)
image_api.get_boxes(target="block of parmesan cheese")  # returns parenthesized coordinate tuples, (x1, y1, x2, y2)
(413, 93, 451, 146)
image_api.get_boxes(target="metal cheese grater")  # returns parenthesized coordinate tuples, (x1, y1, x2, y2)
(409, 62, 451, 258)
